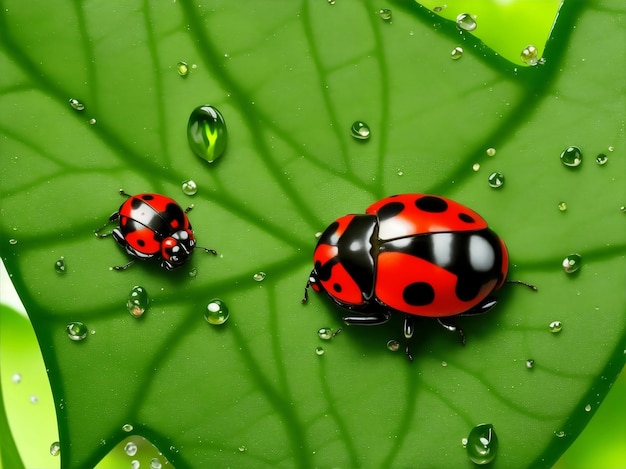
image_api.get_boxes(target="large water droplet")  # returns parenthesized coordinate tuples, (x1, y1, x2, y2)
(521, 45, 539, 66)
(456, 13, 477, 31)
(378, 9, 392, 21)
(595, 153, 608, 165)
(488, 172, 505, 188)
(318, 328, 333, 340)
(560, 146, 582, 167)
(205, 298, 229, 325)
(182, 179, 198, 196)
(187, 105, 227, 163)
(549, 320, 563, 333)
(66, 322, 88, 341)
(466, 423, 498, 465)
(50, 441, 60, 456)
(69, 98, 85, 111)
(387, 340, 400, 352)
(124, 441, 138, 456)
(351, 121, 371, 140)
(177, 61, 189, 76)
(451, 46, 464, 60)
(562, 253, 582, 274)
(127, 286, 149, 318)
(54, 257, 66, 274)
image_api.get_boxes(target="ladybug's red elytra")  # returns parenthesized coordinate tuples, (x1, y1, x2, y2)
(302, 193, 535, 360)
(95, 190, 216, 270)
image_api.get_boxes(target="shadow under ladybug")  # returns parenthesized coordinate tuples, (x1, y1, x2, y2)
(301, 193, 536, 361)
(95, 190, 216, 271)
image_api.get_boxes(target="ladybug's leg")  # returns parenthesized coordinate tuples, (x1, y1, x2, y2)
(341, 310, 391, 326)
(403, 315, 415, 362)
(184, 204, 194, 214)
(437, 318, 466, 346)
(112, 260, 136, 271)
(506, 279, 538, 291)
(94, 212, 120, 238)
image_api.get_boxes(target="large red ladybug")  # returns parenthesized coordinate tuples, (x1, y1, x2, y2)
(302, 193, 535, 360)
(95, 190, 215, 270)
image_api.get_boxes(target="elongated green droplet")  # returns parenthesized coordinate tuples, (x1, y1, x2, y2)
(205, 298, 229, 325)
(466, 423, 498, 465)
(127, 286, 149, 317)
(187, 105, 227, 163)
(560, 146, 582, 167)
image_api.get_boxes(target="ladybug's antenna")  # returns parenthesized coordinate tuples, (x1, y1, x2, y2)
(506, 280, 538, 291)
(196, 246, 217, 255)
(119, 189, 132, 197)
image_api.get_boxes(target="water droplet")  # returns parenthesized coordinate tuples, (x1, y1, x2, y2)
(595, 153, 608, 165)
(8, 238, 17, 245)
(562, 253, 582, 274)
(555, 430, 566, 438)
(441, 361, 448, 367)
(150, 458, 162, 469)
(549, 320, 562, 333)
(521, 45, 539, 66)
(177, 61, 189, 76)
(253, 271, 266, 282)
(54, 257, 66, 274)
(488, 172, 505, 188)
(456, 13, 477, 32)
(461, 438, 468, 448)
(238, 445, 247, 452)
(124, 442, 138, 456)
(558, 201, 567, 212)
(608, 145, 615, 152)
(318, 328, 333, 340)
(315, 346, 325, 356)
(205, 298, 229, 325)
(50, 441, 60, 456)
(378, 9, 392, 21)
(328, 0, 335, 5)
(89, 118, 97, 125)
(127, 286, 149, 318)
(122, 423, 134, 432)
(12, 373, 21, 383)
(181, 179, 198, 196)
(472, 163, 480, 171)
(66, 322, 88, 341)
(466, 423, 498, 465)
(131, 461, 140, 469)
(526, 359, 535, 369)
(486, 147, 496, 156)
(30, 395, 38, 404)
(189, 267, 198, 277)
(451, 46, 463, 60)
(387, 340, 400, 352)
(620, 206, 626, 213)
(560, 146, 582, 167)
(397, 169, 404, 176)
(585, 404, 592, 412)
(351, 121, 371, 140)
(69, 98, 85, 111)
(187, 105, 227, 163)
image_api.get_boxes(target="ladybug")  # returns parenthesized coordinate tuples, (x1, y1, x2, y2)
(95, 190, 216, 270)
(302, 193, 535, 360)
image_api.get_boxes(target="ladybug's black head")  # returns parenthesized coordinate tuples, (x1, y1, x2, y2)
(161, 229, 196, 270)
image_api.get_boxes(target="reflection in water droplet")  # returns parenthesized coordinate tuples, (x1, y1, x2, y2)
(66, 322, 88, 341)
(351, 121, 371, 140)
(182, 179, 198, 196)
(50, 441, 60, 456)
(315, 346, 325, 356)
(238, 445, 247, 452)
(378, 9, 392, 21)
(521, 45, 539, 66)
(177, 61, 189, 76)
(488, 172, 505, 188)
(562, 253, 582, 274)
(253, 271, 266, 282)
(9, 238, 17, 245)
(122, 423, 134, 432)
(318, 328, 333, 340)
(549, 320, 563, 333)
(585, 404, 592, 412)
(387, 340, 400, 352)
(89, 118, 97, 125)
(131, 461, 140, 469)
(205, 298, 230, 325)
(127, 286, 149, 318)
(451, 46, 463, 60)
(124, 442, 138, 456)
(472, 163, 480, 171)
(150, 458, 163, 469)
(558, 201, 567, 212)
(55, 257, 66, 273)
(595, 153, 608, 165)
(69, 98, 85, 111)
(555, 430, 566, 438)
(456, 13, 477, 31)
(466, 423, 498, 465)
(526, 359, 535, 369)
(187, 105, 227, 163)
(560, 146, 582, 167)
(486, 148, 496, 156)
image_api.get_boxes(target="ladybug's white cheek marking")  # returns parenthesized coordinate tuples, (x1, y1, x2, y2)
(469, 235, 495, 272)
(432, 232, 454, 268)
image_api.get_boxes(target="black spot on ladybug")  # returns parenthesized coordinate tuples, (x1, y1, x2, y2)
(415, 196, 448, 213)
(333, 283, 342, 293)
(458, 213, 475, 223)
(131, 197, 144, 209)
(403, 282, 435, 306)
(319, 221, 341, 245)
(455, 277, 482, 302)
(137, 239, 145, 247)
(142, 194, 154, 201)
(377, 202, 405, 221)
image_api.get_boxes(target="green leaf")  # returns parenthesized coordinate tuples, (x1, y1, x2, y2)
(1, 1, 625, 468)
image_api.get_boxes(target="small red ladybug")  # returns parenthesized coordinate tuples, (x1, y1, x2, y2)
(95, 190, 216, 270)
(302, 193, 535, 360)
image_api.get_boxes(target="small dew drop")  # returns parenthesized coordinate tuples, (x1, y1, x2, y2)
(177, 61, 189, 76)
(562, 253, 582, 274)
(328, 0, 335, 5)
(315, 346, 325, 356)
(560, 146, 582, 167)
(378, 9, 392, 21)
(595, 153, 608, 165)
(461, 438, 468, 448)
(181, 179, 198, 196)
(558, 201, 567, 212)
(12, 373, 21, 383)
(318, 328, 333, 340)
(351, 121, 371, 140)
(549, 320, 563, 333)
(8, 238, 17, 245)
(521, 45, 539, 66)
(205, 298, 229, 325)
(608, 145, 615, 152)
(555, 430, 566, 438)
(50, 441, 61, 456)
(55, 257, 66, 274)
(397, 169, 404, 176)
(30, 395, 39, 404)
(89, 118, 97, 125)
(189, 267, 198, 277)
(187, 105, 227, 163)
(585, 404, 592, 412)
(441, 361, 448, 367)
(466, 423, 498, 465)
(238, 445, 247, 452)
(150, 458, 162, 469)
(124, 442, 138, 457)
(69, 98, 85, 111)
(387, 340, 400, 352)
(456, 13, 477, 32)
(122, 423, 134, 432)
(66, 322, 88, 341)
(620, 206, 626, 213)
(486, 147, 496, 156)
(253, 271, 266, 282)
(131, 461, 140, 469)
(488, 172, 505, 188)
(127, 286, 149, 318)
(451, 46, 463, 60)
(526, 359, 535, 369)
(472, 163, 480, 171)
